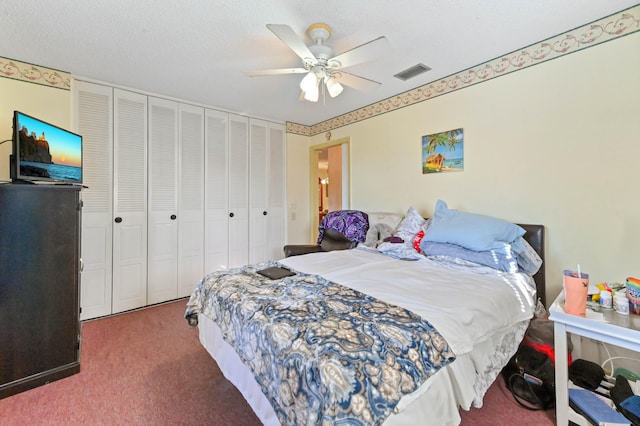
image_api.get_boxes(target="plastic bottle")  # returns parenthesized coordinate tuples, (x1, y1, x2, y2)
(599, 290, 612, 309)
(614, 293, 629, 315)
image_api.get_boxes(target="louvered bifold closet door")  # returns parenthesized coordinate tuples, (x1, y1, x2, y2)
(204, 110, 229, 273)
(248, 119, 268, 264)
(228, 114, 249, 268)
(112, 89, 148, 314)
(147, 97, 178, 305)
(177, 104, 204, 297)
(73, 80, 113, 320)
(267, 123, 286, 261)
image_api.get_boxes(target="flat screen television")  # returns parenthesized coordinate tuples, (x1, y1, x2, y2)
(11, 111, 83, 184)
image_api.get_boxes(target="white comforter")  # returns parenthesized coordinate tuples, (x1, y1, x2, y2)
(280, 247, 537, 356)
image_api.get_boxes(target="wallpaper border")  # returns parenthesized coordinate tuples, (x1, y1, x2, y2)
(286, 5, 640, 137)
(0, 57, 71, 90)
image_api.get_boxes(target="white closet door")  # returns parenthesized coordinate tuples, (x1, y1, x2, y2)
(228, 114, 249, 268)
(73, 80, 113, 320)
(112, 89, 148, 314)
(177, 104, 204, 297)
(248, 119, 269, 264)
(147, 97, 178, 305)
(267, 123, 286, 261)
(204, 109, 229, 273)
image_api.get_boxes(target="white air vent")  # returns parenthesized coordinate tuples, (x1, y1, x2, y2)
(394, 63, 431, 81)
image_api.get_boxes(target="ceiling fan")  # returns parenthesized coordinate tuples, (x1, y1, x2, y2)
(247, 23, 389, 102)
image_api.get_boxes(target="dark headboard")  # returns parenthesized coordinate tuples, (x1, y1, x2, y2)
(518, 224, 546, 307)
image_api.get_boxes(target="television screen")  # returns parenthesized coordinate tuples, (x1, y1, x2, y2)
(12, 111, 82, 184)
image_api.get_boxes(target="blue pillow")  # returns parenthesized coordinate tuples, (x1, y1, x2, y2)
(422, 200, 525, 251)
(493, 237, 543, 275)
(420, 240, 519, 272)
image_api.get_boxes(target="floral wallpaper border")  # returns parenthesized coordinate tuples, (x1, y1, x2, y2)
(0, 57, 71, 90)
(286, 5, 640, 137)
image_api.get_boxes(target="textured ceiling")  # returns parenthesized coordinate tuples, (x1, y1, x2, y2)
(1, 1, 636, 126)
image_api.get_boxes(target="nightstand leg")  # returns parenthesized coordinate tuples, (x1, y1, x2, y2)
(554, 321, 569, 425)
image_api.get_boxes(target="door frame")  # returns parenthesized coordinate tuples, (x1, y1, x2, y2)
(308, 137, 350, 241)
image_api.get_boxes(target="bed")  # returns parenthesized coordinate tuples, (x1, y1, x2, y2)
(185, 203, 546, 426)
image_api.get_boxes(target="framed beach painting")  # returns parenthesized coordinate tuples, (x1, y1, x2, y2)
(422, 128, 464, 174)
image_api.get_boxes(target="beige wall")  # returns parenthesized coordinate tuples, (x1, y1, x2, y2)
(285, 132, 312, 243)
(0, 78, 71, 181)
(287, 32, 640, 303)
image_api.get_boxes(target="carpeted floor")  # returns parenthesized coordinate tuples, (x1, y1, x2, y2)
(0, 298, 555, 425)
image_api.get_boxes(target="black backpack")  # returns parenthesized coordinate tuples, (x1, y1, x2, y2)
(502, 343, 556, 410)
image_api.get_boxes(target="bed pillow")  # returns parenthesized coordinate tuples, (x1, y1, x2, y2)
(363, 212, 404, 247)
(493, 236, 543, 275)
(363, 223, 395, 248)
(423, 200, 525, 251)
(514, 237, 543, 275)
(420, 240, 518, 272)
(376, 208, 427, 260)
(394, 206, 426, 243)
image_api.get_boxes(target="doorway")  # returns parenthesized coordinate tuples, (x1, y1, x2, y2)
(309, 137, 350, 241)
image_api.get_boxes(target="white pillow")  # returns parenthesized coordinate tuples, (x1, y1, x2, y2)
(364, 212, 405, 247)
(394, 206, 426, 243)
(363, 223, 395, 248)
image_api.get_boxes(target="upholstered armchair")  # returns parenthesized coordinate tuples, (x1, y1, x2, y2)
(283, 229, 356, 257)
(283, 210, 370, 257)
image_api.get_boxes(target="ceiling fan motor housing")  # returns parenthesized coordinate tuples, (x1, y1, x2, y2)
(306, 23, 332, 43)
(307, 23, 336, 68)
(309, 44, 334, 65)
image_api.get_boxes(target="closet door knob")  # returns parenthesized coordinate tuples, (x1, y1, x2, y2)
(170, 214, 177, 220)
(114, 217, 123, 223)
(263, 211, 268, 216)
(229, 212, 234, 218)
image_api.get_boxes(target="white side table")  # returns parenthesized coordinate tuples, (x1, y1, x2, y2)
(549, 292, 640, 425)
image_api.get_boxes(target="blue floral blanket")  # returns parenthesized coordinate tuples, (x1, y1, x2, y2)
(185, 261, 455, 426)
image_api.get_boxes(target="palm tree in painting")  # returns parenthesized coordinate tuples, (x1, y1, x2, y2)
(424, 132, 449, 155)
(444, 128, 463, 166)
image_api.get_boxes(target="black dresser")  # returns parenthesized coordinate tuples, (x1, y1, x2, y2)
(0, 184, 82, 398)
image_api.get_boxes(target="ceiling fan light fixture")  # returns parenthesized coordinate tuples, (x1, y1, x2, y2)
(300, 71, 318, 93)
(325, 76, 343, 98)
(303, 85, 319, 102)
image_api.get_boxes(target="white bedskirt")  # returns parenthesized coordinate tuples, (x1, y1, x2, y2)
(198, 312, 527, 425)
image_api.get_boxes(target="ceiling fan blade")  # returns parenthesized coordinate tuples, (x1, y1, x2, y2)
(246, 68, 308, 77)
(329, 36, 389, 69)
(333, 71, 381, 92)
(266, 24, 316, 63)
